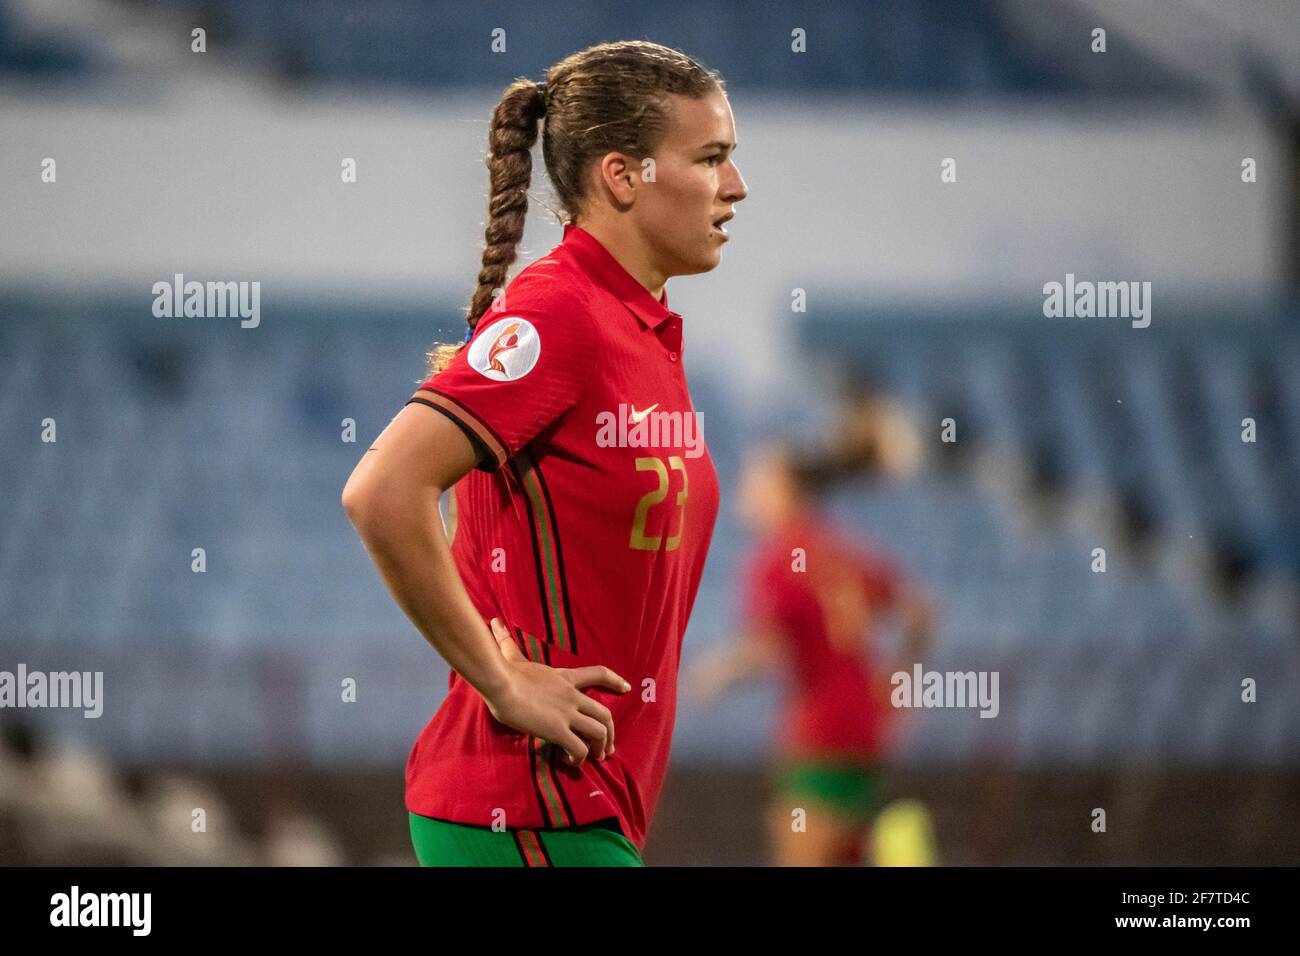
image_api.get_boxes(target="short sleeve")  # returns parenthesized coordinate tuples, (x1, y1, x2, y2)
(742, 554, 787, 636)
(406, 294, 596, 472)
(857, 549, 902, 610)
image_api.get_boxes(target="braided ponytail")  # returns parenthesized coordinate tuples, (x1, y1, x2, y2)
(426, 78, 547, 375)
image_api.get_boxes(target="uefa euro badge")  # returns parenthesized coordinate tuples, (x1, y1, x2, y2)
(468, 316, 542, 382)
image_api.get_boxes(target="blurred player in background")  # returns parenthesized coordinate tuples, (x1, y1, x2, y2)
(688, 394, 935, 866)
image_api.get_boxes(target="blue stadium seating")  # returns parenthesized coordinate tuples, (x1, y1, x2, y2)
(1, 296, 1296, 765)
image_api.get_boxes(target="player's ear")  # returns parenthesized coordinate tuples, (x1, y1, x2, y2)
(596, 152, 638, 206)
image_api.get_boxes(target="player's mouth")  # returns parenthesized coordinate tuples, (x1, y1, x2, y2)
(711, 212, 733, 238)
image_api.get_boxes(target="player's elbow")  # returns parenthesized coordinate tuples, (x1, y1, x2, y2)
(341, 466, 388, 536)
(343, 482, 403, 550)
(341, 473, 371, 529)
(342, 463, 440, 542)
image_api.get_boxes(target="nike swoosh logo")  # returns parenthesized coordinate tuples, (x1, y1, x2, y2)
(630, 403, 659, 423)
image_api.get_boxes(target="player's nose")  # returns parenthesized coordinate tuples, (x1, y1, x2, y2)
(720, 159, 748, 204)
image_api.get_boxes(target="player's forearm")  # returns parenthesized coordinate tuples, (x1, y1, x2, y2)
(722, 632, 778, 685)
(698, 643, 747, 696)
(345, 485, 512, 701)
(899, 593, 935, 661)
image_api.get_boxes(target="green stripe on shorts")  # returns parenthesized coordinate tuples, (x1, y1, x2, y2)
(409, 813, 644, 867)
(777, 760, 881, 822)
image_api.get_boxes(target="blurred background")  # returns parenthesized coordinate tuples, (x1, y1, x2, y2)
(1, 0, 1298, 865)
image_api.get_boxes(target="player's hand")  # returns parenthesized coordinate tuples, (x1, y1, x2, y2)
(481, 617, 631, 768)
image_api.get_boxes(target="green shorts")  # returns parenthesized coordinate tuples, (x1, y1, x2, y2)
(776, 760, 882, 823)
(409, 813, 645, 867)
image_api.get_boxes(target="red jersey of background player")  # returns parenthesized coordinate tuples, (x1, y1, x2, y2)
(742, 513, 903, 763)
(402, 223, 720, 850)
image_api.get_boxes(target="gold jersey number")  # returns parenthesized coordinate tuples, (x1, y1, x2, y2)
(629, 456, 688, 551)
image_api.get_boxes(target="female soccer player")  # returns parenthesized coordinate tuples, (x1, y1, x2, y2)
(342, 41, 747, 866)
(687, 434, 935, 866)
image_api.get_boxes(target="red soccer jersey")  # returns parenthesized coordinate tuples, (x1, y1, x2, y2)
(742, 513, 902, 763)
(402, 223, 720, 850)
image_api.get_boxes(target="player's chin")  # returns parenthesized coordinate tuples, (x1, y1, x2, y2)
(682, 241, 724, 274)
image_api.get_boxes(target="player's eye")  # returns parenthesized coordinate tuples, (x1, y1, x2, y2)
(703, 154, 722, 167)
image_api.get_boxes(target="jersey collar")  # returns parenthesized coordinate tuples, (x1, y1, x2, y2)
(561, 222, 675, 330)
